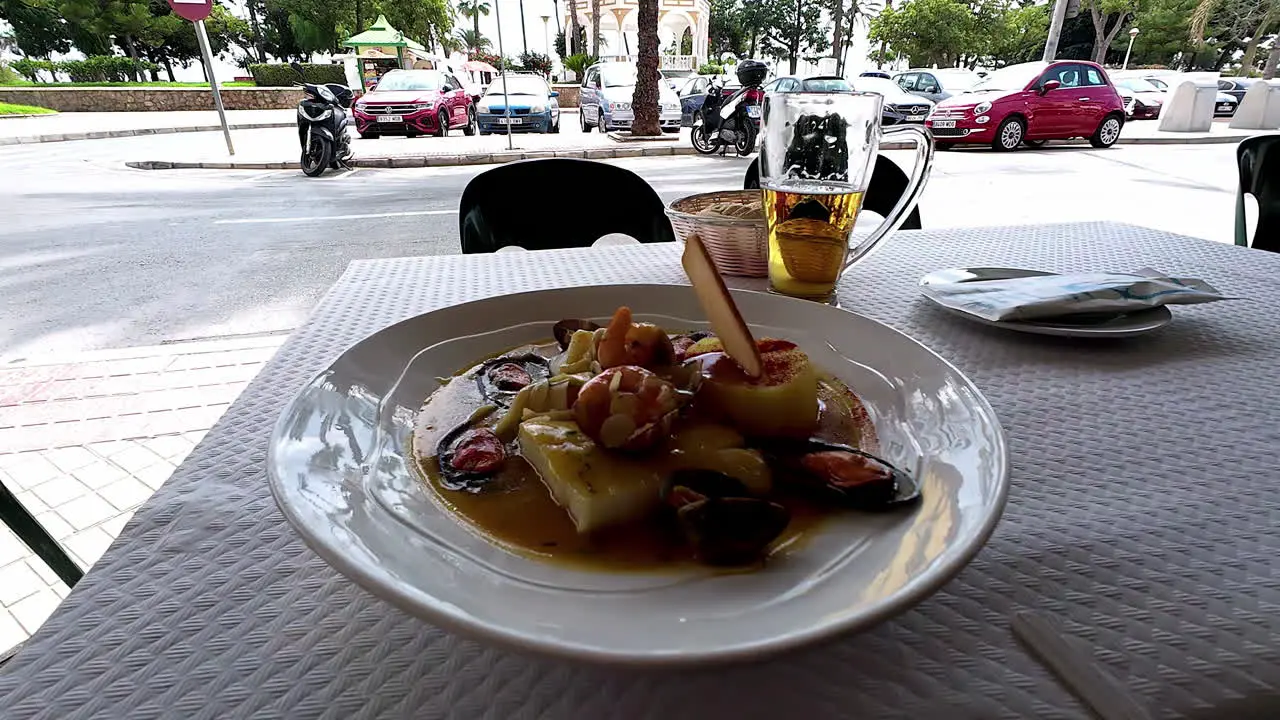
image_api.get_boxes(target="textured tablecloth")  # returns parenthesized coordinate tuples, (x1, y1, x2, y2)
(3, 222, 1279, 720)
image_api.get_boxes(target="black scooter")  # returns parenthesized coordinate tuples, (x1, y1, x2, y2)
(291, 61, 355, 177)
(691, 79, 764, 157)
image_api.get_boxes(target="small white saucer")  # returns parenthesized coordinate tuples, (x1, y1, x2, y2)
(918, 267, 1173, 338)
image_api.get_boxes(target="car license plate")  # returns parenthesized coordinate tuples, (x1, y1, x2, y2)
(746, 105, 761, 118)
(1219, 103, 1232, 110)
(933, 120, 956, 128)
(498, 117, 523, 125)
(376, 115, 403, 123)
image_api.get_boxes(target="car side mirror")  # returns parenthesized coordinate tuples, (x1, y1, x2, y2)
(1039, 80, 1061, 95)
(443, 84, 454, 92)
(550, 91, 559, 97)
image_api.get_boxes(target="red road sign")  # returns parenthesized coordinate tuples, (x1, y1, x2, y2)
(167, 0, 212, 22)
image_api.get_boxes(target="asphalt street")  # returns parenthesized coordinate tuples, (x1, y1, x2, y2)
(0, 133, 1241, 358)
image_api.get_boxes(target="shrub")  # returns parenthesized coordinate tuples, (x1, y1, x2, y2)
(0, 62, 23, 84)
(10, 58, 55, 82)
(519, 51, 553, 77)
(697, 62, 724, 75)
(57, 56, 158, 82)
(248, 63, 347, 87)
(563, 53, 595, 78)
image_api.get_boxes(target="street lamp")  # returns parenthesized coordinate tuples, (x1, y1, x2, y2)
(542, 14, 551, 55)
(1123, 27, 1140, 70)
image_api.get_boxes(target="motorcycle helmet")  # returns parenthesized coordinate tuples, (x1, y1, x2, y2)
(736, 59, 769, 87)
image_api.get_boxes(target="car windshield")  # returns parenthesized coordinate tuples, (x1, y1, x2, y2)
(602, 65, 638, 87)
(486, 77, 547, 96)
(1148, 78, 1168, 89)
(969, 64, 1044, 92)
(853, 77, 898, 95)
(1120, 78, 1160, 92)
(802, 78, 852, 92)
(376, 71, 442, 92)
(934, 69, 980, 89)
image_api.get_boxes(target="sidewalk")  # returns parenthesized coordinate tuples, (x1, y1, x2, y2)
(0, 109, 297, 145)
(0, 334, 284, 654)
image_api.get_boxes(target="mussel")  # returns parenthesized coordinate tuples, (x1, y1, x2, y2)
(435, 414, 507, 493)
(553, 319, 601, 350)
(476, 354, 551, 406)
(662, 469, 789, 566)
(670, 330, 714, 361)
(763, 439, 921, 510)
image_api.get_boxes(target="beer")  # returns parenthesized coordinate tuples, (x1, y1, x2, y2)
(763, 181, 864, 300)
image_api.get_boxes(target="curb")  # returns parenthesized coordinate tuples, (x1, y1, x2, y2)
(0, 112, 61, 119)
(0, 121, 295, 146)
(126, 144, 699, 170)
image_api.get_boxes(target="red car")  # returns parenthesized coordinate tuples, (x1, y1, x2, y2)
(925, 61, 1125, 151)
(352, 69, 477, 139)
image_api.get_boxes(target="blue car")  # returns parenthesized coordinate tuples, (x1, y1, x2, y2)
(476, 74, 561, 134)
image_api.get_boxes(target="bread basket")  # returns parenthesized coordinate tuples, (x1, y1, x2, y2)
(665, 190, 768, 277)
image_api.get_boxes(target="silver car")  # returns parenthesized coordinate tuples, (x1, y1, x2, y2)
(579, 62, 682, 133)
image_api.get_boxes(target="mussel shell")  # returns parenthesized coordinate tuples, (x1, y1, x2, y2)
(677, 496, 791, 566)
(435, 418, 503, 493)
(553, 319, 601, 350)
(476, 354, 551, 406)
(761, 438, 921, 510)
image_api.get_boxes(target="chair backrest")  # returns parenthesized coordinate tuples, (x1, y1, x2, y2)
(1235, 134, 1280, 251)
(743, 155, 923, 231)
(459, 158, 676, 253)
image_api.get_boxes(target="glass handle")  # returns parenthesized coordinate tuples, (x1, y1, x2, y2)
(844, 124, 935, 270)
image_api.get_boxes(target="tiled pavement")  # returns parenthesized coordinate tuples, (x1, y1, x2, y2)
(0, 334, 285, 654)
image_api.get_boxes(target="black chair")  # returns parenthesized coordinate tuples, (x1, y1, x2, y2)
(459, 159, 676, 253)
(1235, 134, 1280, 251)
(743, 155, 923, 230)
(1, 483, 83, 589)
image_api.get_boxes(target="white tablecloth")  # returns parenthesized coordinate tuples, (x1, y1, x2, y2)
(2, 222, 1278, 719)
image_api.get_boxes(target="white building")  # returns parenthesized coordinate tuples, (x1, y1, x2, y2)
(562, 0, 710, 69)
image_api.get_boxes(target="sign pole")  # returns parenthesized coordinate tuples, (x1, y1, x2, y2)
(194, 19, 235, 156)
(494, 0, 514, 151)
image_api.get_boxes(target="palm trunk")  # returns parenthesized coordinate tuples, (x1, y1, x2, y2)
(788, 0, 801, 74)
(247, 0, 267, 62)
(1265, 44, 1280, 79)
(832, 0, 843, 74)
(632, 0, 660, 135)
(474, 11, 481, 53)
(519, 0, 529, 53)
(591, 0, 601, 56)
(355, 0, 363, 35)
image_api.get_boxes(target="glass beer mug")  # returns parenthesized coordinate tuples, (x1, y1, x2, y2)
(759, 90, 934, 303)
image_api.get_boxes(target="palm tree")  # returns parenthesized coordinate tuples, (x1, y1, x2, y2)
(457, 0, 492, 54)
(1191, 0, 1280, 76)
(632, 0, 660, 135)
(591, 0, 601, 56)
(456, 28, 493, 53)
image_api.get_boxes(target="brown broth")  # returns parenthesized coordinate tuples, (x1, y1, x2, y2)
(412, 338, 878, 571)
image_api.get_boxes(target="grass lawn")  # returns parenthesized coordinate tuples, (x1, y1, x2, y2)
(0, 102, 56, 115)
(0, 81, 257, 88)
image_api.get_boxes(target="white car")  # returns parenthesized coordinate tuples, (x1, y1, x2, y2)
(579, 62, 683, 133)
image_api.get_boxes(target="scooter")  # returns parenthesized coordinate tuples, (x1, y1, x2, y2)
(292, 61, 355, 177)
(690, 79, 764, 157)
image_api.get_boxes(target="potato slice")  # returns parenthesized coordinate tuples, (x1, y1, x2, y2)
(517, 419, 665, 534)
(687, 339, 819, 437)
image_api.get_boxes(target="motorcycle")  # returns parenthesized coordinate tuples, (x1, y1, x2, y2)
(690, 79, 764, 157)
(291, 61, 355, 177)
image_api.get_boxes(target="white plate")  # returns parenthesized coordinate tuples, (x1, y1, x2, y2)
(268, 284, 1009, 665)
(919, 267, 1174, 338)
(932, 119, 957, 128)
(498, 117, 523, 124)
(375, 114, 403, 123)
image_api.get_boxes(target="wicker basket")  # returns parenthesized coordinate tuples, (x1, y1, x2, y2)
(665, 190, 768, 278)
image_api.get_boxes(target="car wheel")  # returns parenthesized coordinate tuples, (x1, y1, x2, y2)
(1090, 114, 1123, 149)
(406, 131, 420, 139)
(1023, 138, 1047, 148)
(436, 110, 449, 138)
(992, 116, 1023, 151)
(551, 116, 560, 133)
(463, 107, 477, 136)
(580, 107, 591, 132)
(597, 108, 607, 133)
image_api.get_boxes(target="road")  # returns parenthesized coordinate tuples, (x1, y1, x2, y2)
(0, 134, 1242, 359)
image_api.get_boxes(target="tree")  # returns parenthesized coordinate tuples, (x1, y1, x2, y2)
(632, 0, 660, 134)
(457, 0, 489, 53)
(869, 0, 980, 67)
(759, 0, 828, 72)
(1081, 0, 1138, 64)
(985, 2, 1050, 66)
(591, 0, 600, 56)
(457, 27, 491, 52)
(709, 0, 748, 56)
(0, 0, 72, 57)
(376, 0, 452, 56)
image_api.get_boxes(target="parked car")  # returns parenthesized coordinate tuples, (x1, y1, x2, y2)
(1112, 78, 1164, 119)
(1119, 72, 1238, 116)
(859, 70, 892, 80)
(925, 60, 1125, 151)
(853, 76, 935, 124)
(765, 75, 921, 127)
(895, 67, 982, 103)
(352, 69, 476, 139)
(661, 68, 695, 92)
(1218, 76, 1258, 103)
(475, 73, 560, 134)
(678, 76, 738, 126)
(579, 62, 683, 133)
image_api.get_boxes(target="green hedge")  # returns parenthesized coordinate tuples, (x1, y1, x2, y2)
(10, 56, 158, 83)
(697, 62, 724, 75)
(249, 63, 347, 87)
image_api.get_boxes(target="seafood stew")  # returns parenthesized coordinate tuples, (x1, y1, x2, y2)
(411, 306, 920, 570)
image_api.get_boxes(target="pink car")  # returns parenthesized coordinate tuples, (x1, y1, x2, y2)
(926, 61, 1125, 151)
(352, 69, 477, 139)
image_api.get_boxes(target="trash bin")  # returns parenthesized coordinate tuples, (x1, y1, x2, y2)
(1157, 79, 1218, 132)
(1230, 80, 1280, 130)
